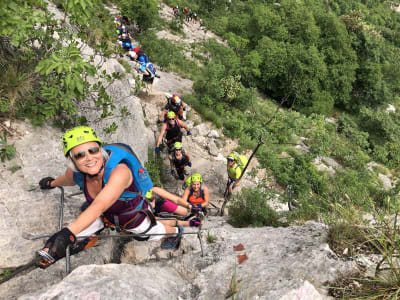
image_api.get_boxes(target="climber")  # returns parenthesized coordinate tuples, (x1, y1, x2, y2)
(118, 33, 133, 51)
(182, 173, 209, 215)
(159, 93, 185, 121)
(155, 111, 191, 153)
(226, 153, 246, 196)
(116, 25, 129, 37)
(168, 142, 192, 180)
(173, 6, 179, 17)
(146, 188, 201, 227)
(128, 49, 149, 65)
(184, 7, 190, 22)
(189, 9, 193, 21)
(139, 62, 160, 89)
(127, 46, 142, 60)
(37, 126, 184, 268)
(192, 12, 198, 24)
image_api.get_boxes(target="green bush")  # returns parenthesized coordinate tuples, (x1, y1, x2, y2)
(228, 187, 282, 228)
(145, 148, 163, 187)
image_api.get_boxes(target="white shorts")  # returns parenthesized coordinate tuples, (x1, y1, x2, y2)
(76, 216, 166, 241)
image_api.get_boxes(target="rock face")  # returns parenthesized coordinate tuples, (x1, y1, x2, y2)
(19, 264, 187, 300)
(21, 219, 355, 299)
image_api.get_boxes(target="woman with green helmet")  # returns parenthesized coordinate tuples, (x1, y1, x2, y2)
(37, 126, 184, 268)
(155, 111, 191, 153)
(168, 141, 192, 180)
(182, 173, 209, 214)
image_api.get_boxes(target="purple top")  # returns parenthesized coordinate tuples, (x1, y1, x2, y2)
(83, 175, 148, 229)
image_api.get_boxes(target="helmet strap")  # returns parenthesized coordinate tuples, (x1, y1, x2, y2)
(86, 163, 105, 179)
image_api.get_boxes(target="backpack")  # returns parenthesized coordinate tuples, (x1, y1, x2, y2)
(137, 50, 149, 64)
(73, 143, 153, 200)
(231, 153, 248, 171)
(145, 63, 156, 76)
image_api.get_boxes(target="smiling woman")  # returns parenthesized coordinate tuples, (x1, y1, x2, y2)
(37, 126, 184, 268)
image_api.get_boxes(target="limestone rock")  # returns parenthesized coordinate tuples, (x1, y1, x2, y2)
(208, 130, 219, 138)
(121, 234, 199, 264)
(207, 139, 219, 157)
(192, 136, 207, 148)
(192, 123, 210, 137)
(19, 264, 187, 300)
(386, 104, 396, 113)
(378, 173, 392, 191)
(279, 281, 331, 300)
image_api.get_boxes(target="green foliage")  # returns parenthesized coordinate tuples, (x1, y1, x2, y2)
(118, 58, 132, 73)
(136, 30, 200, 77)
(0, 0, 123, 130)
(0, 133, 16, 162)
(118, 0, 160, 32)
(228, 187, 282, 228)
(145, 148, 163, 187)
(206, 230, 216, 243)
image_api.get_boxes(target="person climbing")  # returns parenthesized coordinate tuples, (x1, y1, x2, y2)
(117, 25, 129, 37)
(138, 61, 160, 90)
(192, 12, 198, 24)
(146, 188, 201, 227)
(199, 18, 205, 27)
(189, 9, 193, 21)
(182, 173, 209, 214)
(126, 46, 142, 61)
(168, 142, 192, 180)
(122, 16, 131, 26)
(118, 33, 133, 51)
(155, 111, 191, 153)
(129, 49, 149, 64)
(226, 152, 247, 196)
(159, 93, 185, 122)
(36, 126, 184, 268)
(184, 7, 190, 22)
(173, 6, 179, 17)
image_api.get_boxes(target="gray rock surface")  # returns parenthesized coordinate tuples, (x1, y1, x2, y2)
(21, 220, 355, 299)
(19, 264, 187, 300)
(378, 173, 392, 191)
(192, 123, 210, 137)
(207, 139, 219, 157)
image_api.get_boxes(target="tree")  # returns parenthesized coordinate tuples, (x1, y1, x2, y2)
(119, 0, 159, 32)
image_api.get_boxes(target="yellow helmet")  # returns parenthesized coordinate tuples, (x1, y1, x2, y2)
(62, 126, 102, 156)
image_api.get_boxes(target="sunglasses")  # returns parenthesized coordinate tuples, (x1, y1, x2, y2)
(73, 146, 100, 161)
(168, 118, 175, 121)
(227, 159, 235, 162)
(175, 148, 182, 151)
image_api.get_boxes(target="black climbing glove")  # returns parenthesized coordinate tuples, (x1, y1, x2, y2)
(39, 177, 55, 190)
(37, 228, 76, 269)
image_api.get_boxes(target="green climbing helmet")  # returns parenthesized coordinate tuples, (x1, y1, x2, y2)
(62, 126, 102, 156)
(227, 153, 237, 161)
(174, 142, 183, 149)
(191, 173, 203, 183)
(167, 111, 176, 118)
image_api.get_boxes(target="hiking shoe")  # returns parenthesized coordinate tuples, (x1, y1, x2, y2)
(189, 217, 201, 227)
(161, 225, 184, 249)
(184, 170, 189, 176)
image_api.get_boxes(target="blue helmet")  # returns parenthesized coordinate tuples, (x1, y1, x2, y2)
(123, 42, 132, 49)
(138, 56, 146, 63)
